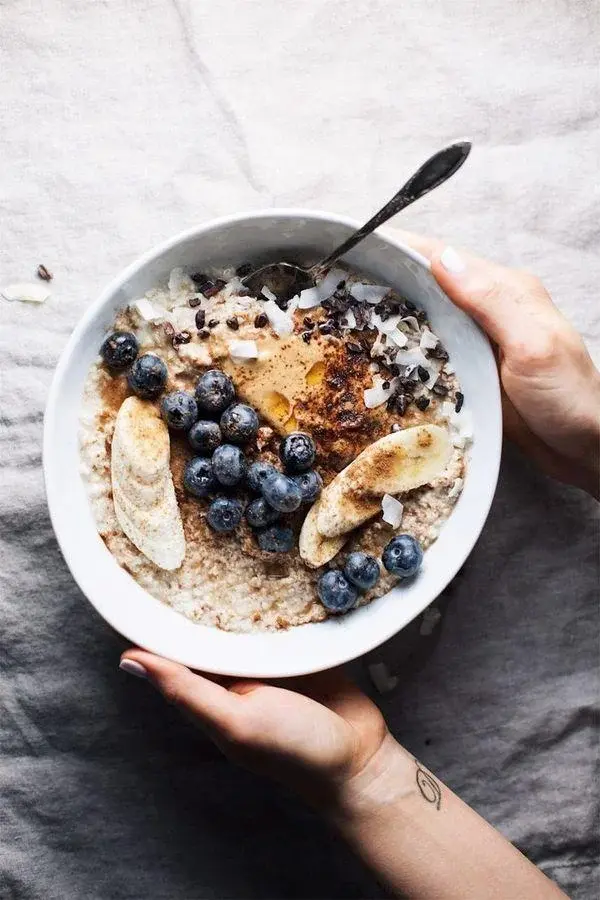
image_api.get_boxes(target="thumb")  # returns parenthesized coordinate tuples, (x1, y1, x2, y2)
(429, 246, 550, 351)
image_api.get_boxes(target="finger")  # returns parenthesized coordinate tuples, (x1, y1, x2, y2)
(428, 245, 552, 349)
(383, 229, 544, 348)
(121, 650, 239, 737)
(384, 231, 554, 354)
(380, 227, 443, 261)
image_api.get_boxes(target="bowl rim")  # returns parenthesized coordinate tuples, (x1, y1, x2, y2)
(43, 208, 502, 677)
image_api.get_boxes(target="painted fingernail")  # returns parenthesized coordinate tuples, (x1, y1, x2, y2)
(119, 659, 148, 679)
(440, 246, 466, 275)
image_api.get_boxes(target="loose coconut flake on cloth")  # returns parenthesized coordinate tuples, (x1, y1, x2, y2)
(368, 662, 399, 694)
(2, 283, 51, 304)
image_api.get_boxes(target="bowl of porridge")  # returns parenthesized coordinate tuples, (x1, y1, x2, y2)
(43, 210, 502, 677)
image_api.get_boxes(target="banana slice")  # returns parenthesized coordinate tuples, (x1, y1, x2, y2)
(317, 425, 451, 538)
(299, 498, 348, 568)
(111, 396, 185, 571)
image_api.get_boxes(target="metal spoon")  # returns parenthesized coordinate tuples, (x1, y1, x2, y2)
(243, 140, 471, 300)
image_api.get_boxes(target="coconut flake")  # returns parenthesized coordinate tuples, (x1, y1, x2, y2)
(395, 347, 428, 372)
(368, 662, 399, 694)
(317, 267, 346, 299)
(363, 384, 389, 409)
(131, 298, 164, 323)
(419, 606, 442, 636)
(168, 306, 198, 332)
(370, 335, 387, 358)
(401, 315, 420, 332)
(263, 299, 294, 337)
(382, 494, 404, 528)
(448, 477, 464, 499)
(441, 403, 474, 449)
(168, 267, 195, 298)
(297, 286, 321, 309)
(444, 362, 455, 375)
(229, 339, 259, 362)
(395, 347, 441, 386)
(177, 342, 212, 366)
(420, 328, 439, 351)
(2, 283, 51, 304)
(371, 312, 402, 335)
(388, 328, 408, 348)
(261, 286, 278, 303)
(363, 375, 399, 409)
(294, 268, 346, 308)
(452, 409, 474, 448)
(287, 294, 301, 316)
(349, 283, 389, 304)
(441, 401, 455, 421)
(424, 359, 442, 389)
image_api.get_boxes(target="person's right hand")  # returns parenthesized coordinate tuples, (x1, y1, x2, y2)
(390, 231, 600, 498)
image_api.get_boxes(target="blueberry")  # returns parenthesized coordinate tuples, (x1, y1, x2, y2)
(261, 472, 302, 512)
(257, 523, 295, 553)
(317, 569, 358, 614)
(100, 331, 139, 371)
(220, 403, 259, 445)
(183, 457, 217, 498)
(382, 534, 423, 578)
(247, 460, 278, 493)
(188, 420, 222, 455)
(343, 552, 381, 592)
(212, 444, 247, 487)
(245, 497, 280, 529)
(127, 353, 168, 399)
(292, 470, 323, 503)
(207, 497, 244, 532)
(195, 369, 235, 415)
(160, 391, 198, 431)
(280, 432, 316, 474)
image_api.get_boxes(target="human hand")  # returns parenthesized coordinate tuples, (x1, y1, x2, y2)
(390, 231, 600, 498)
(119, 651, 391, 811)
(120, 651, 567, 899)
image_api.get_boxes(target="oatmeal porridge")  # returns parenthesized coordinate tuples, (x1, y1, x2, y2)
(79, 263, 472, 632)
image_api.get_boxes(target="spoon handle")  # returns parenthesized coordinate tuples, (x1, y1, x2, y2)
(314, 141, 471, 272)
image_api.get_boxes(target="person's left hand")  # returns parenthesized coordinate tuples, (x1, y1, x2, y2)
(120, 651, 389, 810)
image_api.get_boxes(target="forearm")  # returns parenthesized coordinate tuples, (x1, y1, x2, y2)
(327, 735, 567, 900)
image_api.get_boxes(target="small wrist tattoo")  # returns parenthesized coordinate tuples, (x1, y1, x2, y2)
(416, 764, 442, 810)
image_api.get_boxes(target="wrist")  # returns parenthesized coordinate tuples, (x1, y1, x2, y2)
(327, 733, 416, 827)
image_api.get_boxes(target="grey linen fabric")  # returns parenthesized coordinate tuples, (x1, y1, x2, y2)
(1, 1, 598, 898)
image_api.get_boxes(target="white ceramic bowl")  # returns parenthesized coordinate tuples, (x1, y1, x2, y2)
(44, 210, 502, 678)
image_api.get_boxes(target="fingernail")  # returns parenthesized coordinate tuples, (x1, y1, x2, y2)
(440, 246, 466, 275)
(119, 659, 148, 680)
